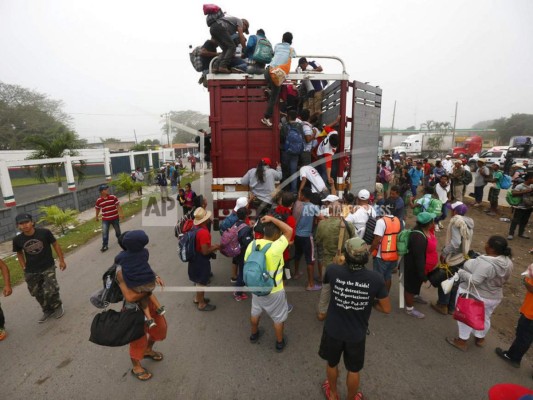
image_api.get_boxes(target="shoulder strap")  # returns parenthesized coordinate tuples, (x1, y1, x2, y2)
(336, 218, 346, 253)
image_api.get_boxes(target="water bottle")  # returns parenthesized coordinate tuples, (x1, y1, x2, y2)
(106, 275, 112, 289)
(262, 272, 270, 282)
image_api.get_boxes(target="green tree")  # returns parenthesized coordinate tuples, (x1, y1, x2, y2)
(110, 172, 143, 201)
(490, 114, 533, 144)
(161, 110, 209, 144)
(25, 126, 87, 193)
(38, 205, 79, 235)
(0, 81, 72, 150)
(471, 119, 496, 130)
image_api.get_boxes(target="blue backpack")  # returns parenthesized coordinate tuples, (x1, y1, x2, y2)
(499, 174, 512, 190)
(285, 123, 304, 155)
(243, 240, 281, 296)
(178, 227, 198, 263)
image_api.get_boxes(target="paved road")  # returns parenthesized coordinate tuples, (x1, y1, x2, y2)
(0, 177, 109, 205)
(1, 175, 531, 399)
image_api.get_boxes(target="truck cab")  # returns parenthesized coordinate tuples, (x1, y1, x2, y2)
(206, 56, 382, 229)
(452, 135, 482, 159)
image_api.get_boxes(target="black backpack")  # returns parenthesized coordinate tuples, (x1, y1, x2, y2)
(362, 215, 377, 245)
(462, 170, 473, 185)
(90, 264, 124, 308)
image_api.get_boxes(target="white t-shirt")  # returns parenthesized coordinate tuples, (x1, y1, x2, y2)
(345, 205, 376, 239)
(299, 165, 326, 192)
(442, 159, 453, 174)
(435, 183, 450, 203)
(301, 121, 314, 152)
(317, 132, 338, 157)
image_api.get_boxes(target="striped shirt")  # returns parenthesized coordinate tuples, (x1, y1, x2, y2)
(95, 195, 120, 221)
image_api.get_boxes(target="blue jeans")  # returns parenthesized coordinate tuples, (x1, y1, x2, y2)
(102, 219, 121, 247)
(474, 185, 484, 203)
(411, 184, 419, 197)
(507, 314, 533, 363)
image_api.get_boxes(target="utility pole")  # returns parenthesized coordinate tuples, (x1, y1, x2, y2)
(167, 114, 171, 148)
(133, 129, 138, 144)
(451, 101, 458, 146)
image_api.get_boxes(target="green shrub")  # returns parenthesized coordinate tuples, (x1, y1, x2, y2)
(38, 205, 79, 234)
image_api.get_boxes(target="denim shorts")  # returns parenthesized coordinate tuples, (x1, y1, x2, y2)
(373, 257, 398, 282)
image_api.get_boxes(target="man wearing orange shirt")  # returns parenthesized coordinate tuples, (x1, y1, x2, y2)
(495, 266, 533, 369)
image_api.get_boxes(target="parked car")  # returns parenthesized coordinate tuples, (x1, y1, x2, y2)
(468, 146, 508, 170)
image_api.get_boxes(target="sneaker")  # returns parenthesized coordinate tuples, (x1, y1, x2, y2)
(431, 302, 448, 315)
(38, 310, 54, 323)
(519, 235, 531, 239)
(231, 67, 246, 73)
(306, 284, 322, 291)
(507, 235, 514, 240)
(217, 67, 231, 74)
(146, 319, 157, 329)
(260, 117, 273, 127)
(100, 245, 108, 252)
(495, 347, 520, 368)
(233, 292, 243, 302)
(230, 277, 238, 284)
(0, 328, 6, 341)
(287, 304, 293, 314)
(156, 306, 166, 316)
(275, 338, 286, 353)
(240, 293, 249, 300)
(414, 295, 428, 304)
(438, 222, 444, 229)
(406, 308, 425, 319)
(472, 203, 481, 207)
(53, 305, 64, 319)
(250, 331, 261, 343)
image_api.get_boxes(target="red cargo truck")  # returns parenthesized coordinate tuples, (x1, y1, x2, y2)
(206, 57, 382, 230)
(452, 135, 483, 159)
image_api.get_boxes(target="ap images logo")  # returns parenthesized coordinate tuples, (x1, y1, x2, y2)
(142, 195, 179, 226)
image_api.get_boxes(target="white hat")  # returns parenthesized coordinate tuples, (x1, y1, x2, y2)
(321, 194, 340, 203)
(193, 207, 212, 226)
(446, 154, 451, 158)
(234, 196, 249, 212)
(358, 189, 370, 200)
(492, 161, 500, 167)
(435, 158, 441, 161)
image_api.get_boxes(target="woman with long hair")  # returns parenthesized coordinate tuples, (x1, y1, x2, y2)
(446, 235, 513, 351)
(241, 158, 282, 216)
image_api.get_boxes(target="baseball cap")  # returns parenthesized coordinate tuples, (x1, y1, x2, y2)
(477, 158, 487, 163)
(261, 157, 272, 167)
(492, 161, 500, 167)
(358, 189, 370, 200)
(416, 211, 436, 225)
(15, 213, 33, 224)
(321, 194, 340, 203)
(234, 196, 249, 212)
(344, 237, 368, 257)
(448, 201, 468, 215)
(445, 154, 451, 158)
(98, 184, 109, 191)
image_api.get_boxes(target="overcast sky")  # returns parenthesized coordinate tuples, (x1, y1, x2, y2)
(1, 0, 532, 143)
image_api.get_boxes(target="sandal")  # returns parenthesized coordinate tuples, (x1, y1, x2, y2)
(198, 303, 216, 311)
(131, 367, 152, 381)
(143, 351, 164, 361)
(354, 392, 365, 400)
(321, 380, 339, 400)
(193, 298, 210, 304)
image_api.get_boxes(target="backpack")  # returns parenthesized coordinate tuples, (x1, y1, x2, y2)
(251, 37, 273, 64)
(499, 174, 512, 190)
(203, 4, 224, 27)
(413, 198, 443, 217)
(178, 227, 199, 262)
(220, 222, 249, 257)
(285, 123, 305, 155)
(89, 264, 124, 308)
(362, 215, 377, 245)
(380, 168, 392, 183)
(189, 45, 203, 72)
(89, 308, 145, 347)
(243, 240, 281, 296)
(462, 170, 473, 185)
(397, 229, 424, 256)
(506, 190, 521, 206)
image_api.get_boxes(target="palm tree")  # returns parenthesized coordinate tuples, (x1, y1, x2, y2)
(25, 125, 86, 194)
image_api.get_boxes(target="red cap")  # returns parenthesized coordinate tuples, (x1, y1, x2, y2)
(324, 126, 334, 133)
(261, 158, 272, 166)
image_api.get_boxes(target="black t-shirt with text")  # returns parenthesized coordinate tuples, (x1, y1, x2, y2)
(12, 228, 57, 273)
(324, 264, 387, 342)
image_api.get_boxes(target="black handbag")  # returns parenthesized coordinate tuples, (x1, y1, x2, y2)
(89, 308, 145, 347)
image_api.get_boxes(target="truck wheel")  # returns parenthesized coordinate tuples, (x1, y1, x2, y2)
(431, 153, 439, 159)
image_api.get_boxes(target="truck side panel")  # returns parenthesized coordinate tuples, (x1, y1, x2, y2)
(349, 81, 382, 194)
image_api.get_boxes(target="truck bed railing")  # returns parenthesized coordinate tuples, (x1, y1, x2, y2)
(207, 55, 350, 82)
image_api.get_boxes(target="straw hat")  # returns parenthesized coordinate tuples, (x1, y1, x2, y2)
(193, 207, 212, 225)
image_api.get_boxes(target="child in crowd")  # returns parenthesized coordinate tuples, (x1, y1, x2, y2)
(115, 230, 165, 328)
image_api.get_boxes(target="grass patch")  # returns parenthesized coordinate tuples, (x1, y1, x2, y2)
(0, 172, 201, 287)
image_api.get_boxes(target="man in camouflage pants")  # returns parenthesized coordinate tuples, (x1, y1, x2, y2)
(12, 213, 67, 323)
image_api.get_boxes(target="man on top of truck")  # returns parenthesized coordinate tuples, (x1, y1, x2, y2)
(209, 15, 249, 74)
